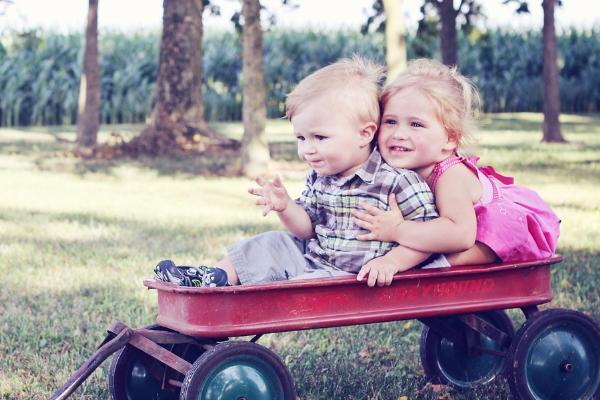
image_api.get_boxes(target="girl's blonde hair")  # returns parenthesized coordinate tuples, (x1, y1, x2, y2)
(286, 55, 385, 125)
(381, 58, 481, 153)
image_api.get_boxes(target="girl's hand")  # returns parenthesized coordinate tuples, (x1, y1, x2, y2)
(352, 193, 405, 242)
(356, 255, 400, 287)
(248, 175, 291, 216)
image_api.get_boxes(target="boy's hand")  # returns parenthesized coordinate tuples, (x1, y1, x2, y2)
(248, 175, 292, 216)
(356, 256, 400, 287)
(352, 193, 405, 242)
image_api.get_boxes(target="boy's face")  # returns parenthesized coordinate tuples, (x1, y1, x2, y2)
(378, 87, 456, 179)
(292, 95, 375, 178)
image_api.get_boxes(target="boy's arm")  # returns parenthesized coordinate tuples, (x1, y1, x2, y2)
(249, 174, 315, 240)
(277, 199, 314, 240)
(357, 246, 430, 287)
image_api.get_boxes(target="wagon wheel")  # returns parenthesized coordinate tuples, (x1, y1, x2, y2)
(108, 324, 208, 400)
(179, 341, 295, 400)
(419, 310, 514, 389)
(506, 309, 600, 400)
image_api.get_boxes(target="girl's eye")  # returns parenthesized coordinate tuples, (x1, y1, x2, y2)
(384, 118, 397, 126)
(315, 135, 327, 141)
(296, 135, 305, 141)
(410, 121, 424, 128)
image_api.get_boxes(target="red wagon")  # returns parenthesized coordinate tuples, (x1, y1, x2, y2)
(51, 255, 600, 400)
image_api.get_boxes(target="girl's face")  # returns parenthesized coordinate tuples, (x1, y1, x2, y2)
(378, 86, 457, 180)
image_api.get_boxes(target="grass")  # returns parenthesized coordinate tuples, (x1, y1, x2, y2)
(0, 113, 599, 399)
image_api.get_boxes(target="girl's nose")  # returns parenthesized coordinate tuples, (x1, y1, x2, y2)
(391, 128, 408, 140)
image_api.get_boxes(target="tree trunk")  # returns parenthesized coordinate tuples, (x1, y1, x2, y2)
(542, 0, 566, 143)
(125, 0, 236, 156)
(76, 0, 100, 149)
(382, 0, 407, 82)
(241, 0, 270, 177)
(437, 0, 458, 66)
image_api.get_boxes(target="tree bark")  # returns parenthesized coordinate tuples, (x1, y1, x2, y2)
(76, 0, 100, 149)
(437, 0, 458, 66)
(125, 0, 235, 156)
(241, 0, 270, 177)
(382, 0, 407, 82)
(542, 0, 566, 142)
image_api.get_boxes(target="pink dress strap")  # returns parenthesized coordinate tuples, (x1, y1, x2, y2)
(478, 164, 514, 185)
(429, 155, 478, 193)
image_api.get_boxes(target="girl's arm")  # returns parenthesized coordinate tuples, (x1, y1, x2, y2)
(353, 166, 477, 253)
(357, 246, 431, 287)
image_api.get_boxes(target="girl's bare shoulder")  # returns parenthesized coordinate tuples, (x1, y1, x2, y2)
(436, 162, 482, 203)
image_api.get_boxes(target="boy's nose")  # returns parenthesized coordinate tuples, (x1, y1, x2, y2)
(303, 143, 317, 154)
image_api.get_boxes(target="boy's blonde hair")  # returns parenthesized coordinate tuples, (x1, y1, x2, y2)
(286, 55, 385, 126)
(381, 58, 481, 153)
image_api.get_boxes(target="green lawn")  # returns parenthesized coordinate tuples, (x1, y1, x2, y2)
(0, 113, 598, 399)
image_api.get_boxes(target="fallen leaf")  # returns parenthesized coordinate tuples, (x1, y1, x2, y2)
(60, 342, 71, 353)
(560, 278, 572, 288)
(358, 349, 370, 359)
(431, 384, 446, 393)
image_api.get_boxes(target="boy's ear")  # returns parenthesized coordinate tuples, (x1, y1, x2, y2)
(359, 122, 378, 147)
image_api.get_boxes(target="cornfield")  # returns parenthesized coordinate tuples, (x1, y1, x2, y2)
(0, 27, 599, 126)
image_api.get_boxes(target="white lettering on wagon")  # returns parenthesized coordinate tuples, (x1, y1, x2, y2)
(394, 279, 496, 300)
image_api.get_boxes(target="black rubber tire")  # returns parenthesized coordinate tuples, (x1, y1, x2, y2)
(179, 341, 295, 400)
(507, 308, 600, 400)
(419, 310, 514, 390)
(108, 324, 206, 400)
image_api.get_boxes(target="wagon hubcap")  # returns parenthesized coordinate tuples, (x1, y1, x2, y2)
(198, 356, 285, 400)
(435, 332, 504, 387)
(524, 324, 600, 400)
(126, 360, 176, 400)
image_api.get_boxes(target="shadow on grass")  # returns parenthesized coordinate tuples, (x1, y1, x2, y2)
(0, 133, 301, 178)
(0, 207, 276, 267)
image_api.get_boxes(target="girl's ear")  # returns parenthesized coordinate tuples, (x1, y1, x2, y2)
(443, 131, 460, 152)
(359, 122, 378, 147)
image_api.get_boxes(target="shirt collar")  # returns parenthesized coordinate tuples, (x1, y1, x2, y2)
(329, 147, 380, 186)
(354, 147, 381, 184)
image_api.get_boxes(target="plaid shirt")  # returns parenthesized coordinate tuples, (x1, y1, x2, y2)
(296, 148, 437, 273)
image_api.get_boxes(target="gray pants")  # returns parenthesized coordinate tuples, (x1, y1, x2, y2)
(227, 231, 352, 285)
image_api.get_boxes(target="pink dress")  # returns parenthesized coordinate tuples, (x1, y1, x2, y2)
(429, 156, 560, 262)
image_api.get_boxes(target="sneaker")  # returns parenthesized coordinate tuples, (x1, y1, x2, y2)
(198, 266, 229, 287)
(154, 260, 229, 287)
(177, 265, 229, 287)
(154, 259, 192, 286)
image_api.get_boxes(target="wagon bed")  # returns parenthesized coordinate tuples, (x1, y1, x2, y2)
(144, 255, 562, 337)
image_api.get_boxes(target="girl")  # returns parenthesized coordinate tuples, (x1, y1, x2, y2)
(352, 58, 560, 266)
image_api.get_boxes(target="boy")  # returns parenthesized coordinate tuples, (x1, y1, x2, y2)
(154, 56, 437, 288)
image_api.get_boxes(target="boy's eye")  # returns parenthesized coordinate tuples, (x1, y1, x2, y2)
(315, 135, 327, 141)
(384, 118, 397, 125)
(410, 121, 424, 128)
(296, 135, 305, 141)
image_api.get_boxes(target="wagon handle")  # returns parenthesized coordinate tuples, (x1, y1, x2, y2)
(49, 326, 133, 400)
